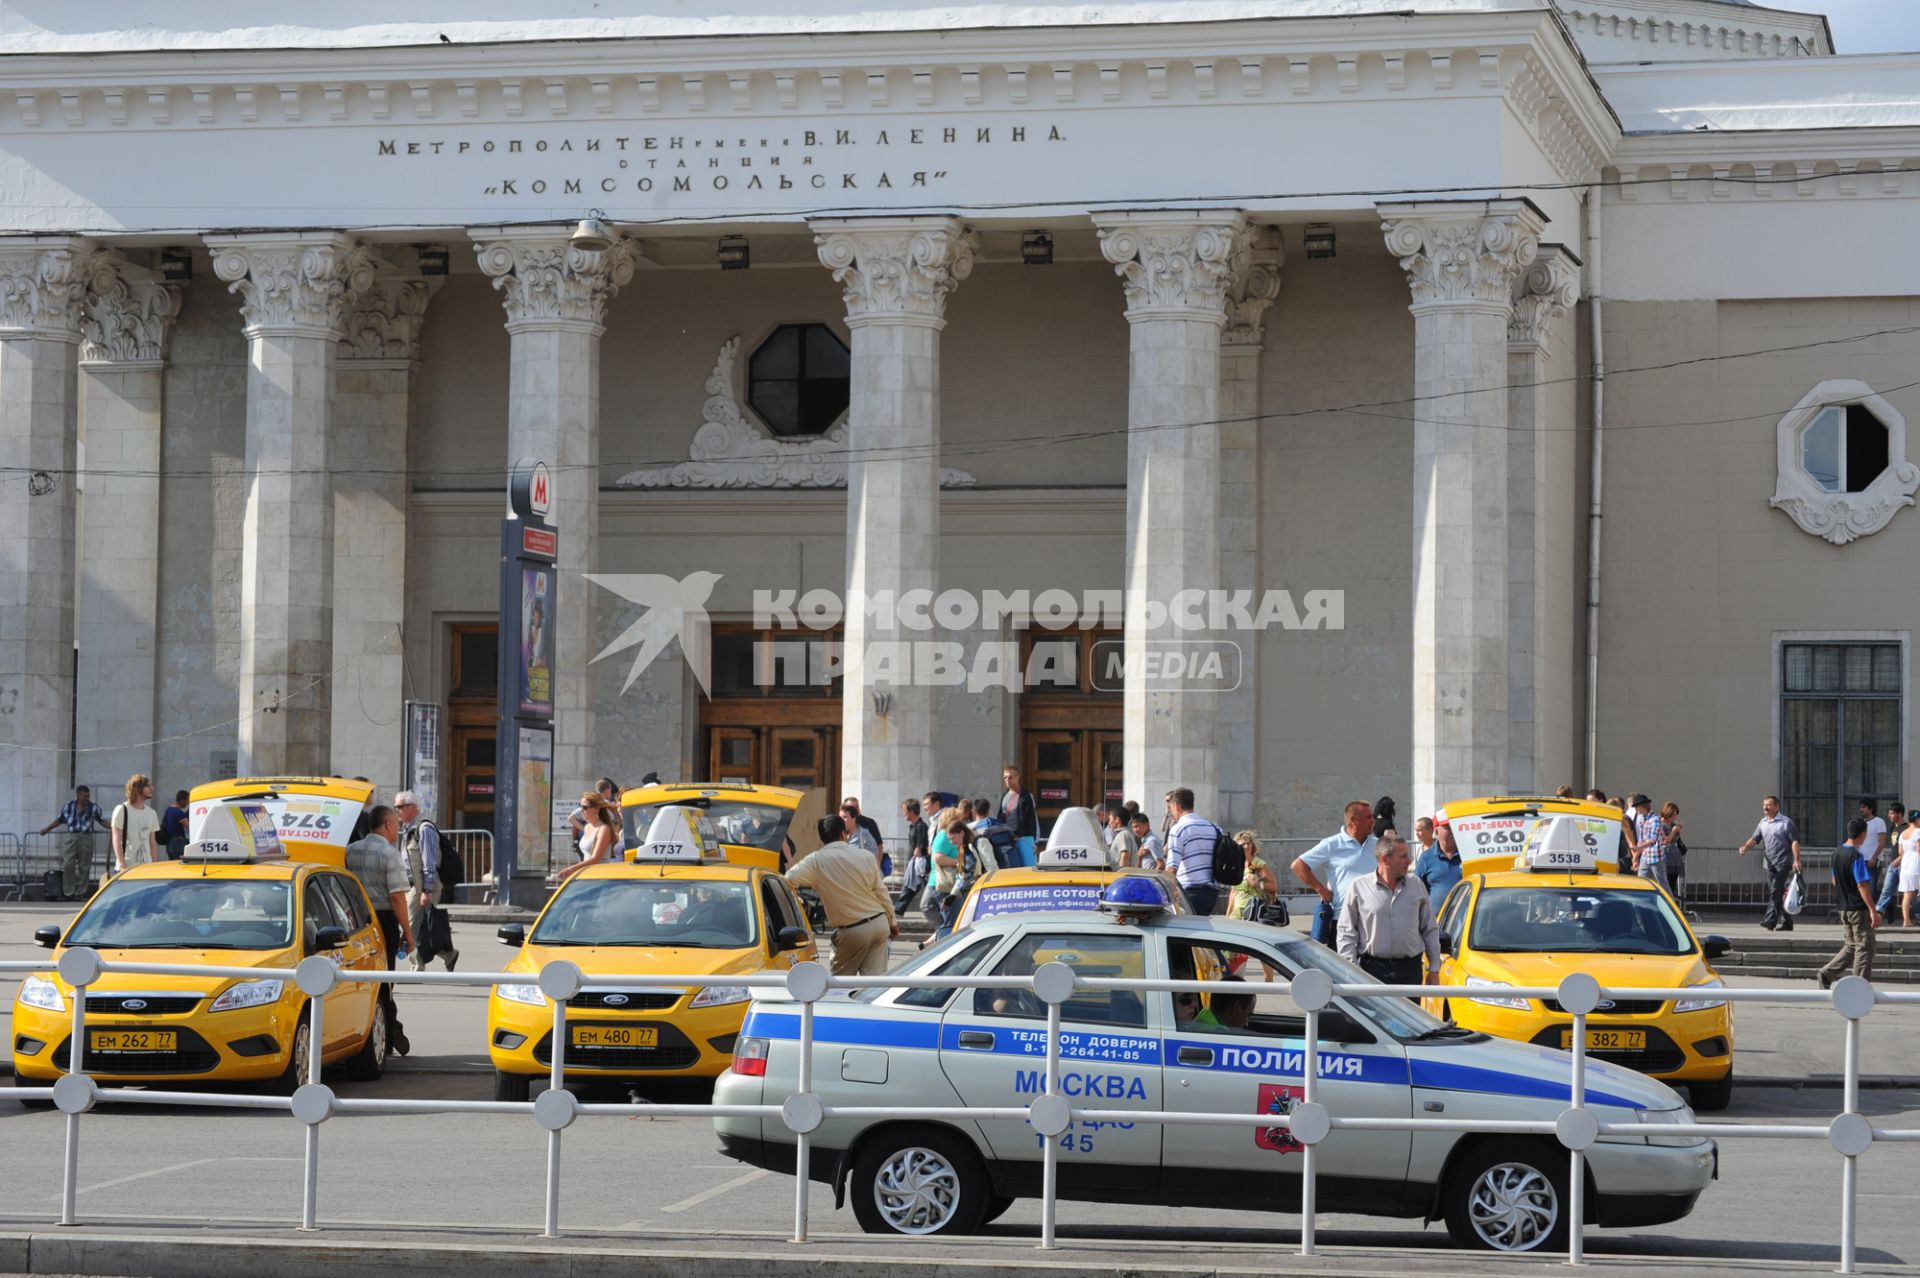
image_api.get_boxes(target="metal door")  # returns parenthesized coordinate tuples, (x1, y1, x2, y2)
(939, 927, 1162, 1192)
(1159, 936, 1412, 1207)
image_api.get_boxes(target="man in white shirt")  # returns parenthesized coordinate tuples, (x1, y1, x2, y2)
(1292, 800, 1379, 947)
(1409, 815, 1436, 860)
(1130, 812, 1163, 872)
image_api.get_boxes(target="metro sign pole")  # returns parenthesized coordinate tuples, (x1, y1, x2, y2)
(495, 458, 558, 909)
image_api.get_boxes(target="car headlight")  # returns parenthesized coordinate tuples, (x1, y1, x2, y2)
(1466, 976, 1530, 1010)
(1675, 979, 1726, 1013)
(497, 983, 549, 1007)
(19, 975, 65, 1012)
(1637, 1105, 1700, 1146)
(690, 985, 750, 1008)
(209, 979, 284, 1012)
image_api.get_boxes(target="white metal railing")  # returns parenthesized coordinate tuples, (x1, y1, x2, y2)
(438, 829, 494, 898)
(3, 951, 1916, 1268)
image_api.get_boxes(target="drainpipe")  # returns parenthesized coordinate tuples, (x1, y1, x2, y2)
(1583, 188, 1606, 790)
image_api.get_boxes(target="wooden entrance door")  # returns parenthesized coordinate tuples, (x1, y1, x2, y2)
(450, 725, 497, 833)
(1092, 730, 1126, 808)
(1025, 730, 1079, 831)
(708, 729, 759, 783)
(770, 728, 831, 792)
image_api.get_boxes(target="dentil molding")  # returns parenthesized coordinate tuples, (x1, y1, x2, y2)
(615, 335, 977, 490)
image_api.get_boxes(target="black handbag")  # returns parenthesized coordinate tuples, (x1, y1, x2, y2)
(1240, 897, 1291, 928)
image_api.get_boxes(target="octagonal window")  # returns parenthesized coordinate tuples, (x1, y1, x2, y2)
(747, 323, 850, 438)
(1800, 403, 1889, 494)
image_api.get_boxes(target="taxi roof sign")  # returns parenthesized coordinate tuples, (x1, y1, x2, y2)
(181, 802, 286, 863)
(1522, 815, 1598, 874)
(633, 804, 721, 863)
(1036, 807, 1115, 871)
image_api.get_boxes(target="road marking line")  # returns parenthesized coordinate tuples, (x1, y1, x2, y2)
(659, 1167, 769, 1214)
(63, 1155, 295, 1197)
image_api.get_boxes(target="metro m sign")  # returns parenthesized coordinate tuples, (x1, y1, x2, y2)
(507, 457, 554, 527)
(529, 461, 551, 520)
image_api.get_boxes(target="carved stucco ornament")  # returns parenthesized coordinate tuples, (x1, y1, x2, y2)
(1770, 380, 1919, 545)
(615, 336, 976, 490)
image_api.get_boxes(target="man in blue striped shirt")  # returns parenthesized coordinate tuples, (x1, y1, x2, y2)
(37, 785, 108, 900)
(1162, 788, 1225, 916)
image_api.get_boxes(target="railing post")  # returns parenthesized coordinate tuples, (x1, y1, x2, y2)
(1829, 976, 1874, 1276)
(1300, 1006, 1319, 1257)
(534, 960, 584, 1240)
(300, 993, 325, 1230)
(1568, 1008, 1587, 1266)
(1030, 961, 1077, 1252)
(54, 947, 103, 1228)
(793, 998, 815, 1243)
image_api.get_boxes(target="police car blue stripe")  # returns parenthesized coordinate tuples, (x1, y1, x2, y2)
(744, 1009, 940, 1050)
(1409, 1058, 1641, 1109)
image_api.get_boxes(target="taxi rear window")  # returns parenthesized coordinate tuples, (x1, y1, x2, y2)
(1469, 886, 1693, 956)
(533, 879, 758, 948)
(622, 800, 792, 853)
(64, 878, 294, 950)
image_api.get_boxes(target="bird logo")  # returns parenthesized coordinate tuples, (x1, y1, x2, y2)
(587, 571, 723, 695)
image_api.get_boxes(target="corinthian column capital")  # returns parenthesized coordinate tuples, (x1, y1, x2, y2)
(470, 226, 637, 335)
(1379, 200, 1546, 313)
(80, 251, 181, 365)
(205, 232, 368, 341)
(810, 216, 976, 328)
(1223, 225, 1284, 348)
(338, 248, 443, 363)
(0, 236, 97, 343)
(1508, 243, 1582, 352)
(1093, 210, 1248, 324)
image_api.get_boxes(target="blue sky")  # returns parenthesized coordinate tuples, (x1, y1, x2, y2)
(1797, 1, 1920, 53)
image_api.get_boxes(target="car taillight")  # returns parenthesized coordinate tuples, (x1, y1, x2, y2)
(733, 1036, 769, 1077)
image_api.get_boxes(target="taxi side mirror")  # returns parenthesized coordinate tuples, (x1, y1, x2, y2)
(34, 924, 62, 949)
(311, 925, 348, 953)
(774, 925, 808, 952)
(1702, 935, 1732, 960)
(497, 923, 527, 948)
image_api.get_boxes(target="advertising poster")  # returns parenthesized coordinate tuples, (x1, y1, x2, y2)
(404, 701, 442, 820)
(519, 566, 554, 718)
(517, 726, 552, 873)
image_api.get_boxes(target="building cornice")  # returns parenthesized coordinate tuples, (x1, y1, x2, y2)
(1557, 0, 1832, 62)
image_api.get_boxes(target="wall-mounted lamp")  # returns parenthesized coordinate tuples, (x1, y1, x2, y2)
(1020, 231, 1054, 266)
(1303, 224, 1337, 260)
(159, 248, 193, 282)
(717, 234, 750, 270)
(416, 244, 450, 276)
(569, 212, 614, 252)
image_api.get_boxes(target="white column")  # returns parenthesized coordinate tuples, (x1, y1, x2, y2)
(1505, 246, 1580, 795)
(1216, 229, 1281, 831)
(0, 238, 91, 835)
(332, 265, 439, 789)
(206, 232, 367, 776)
(812, 217, 975, 827)
(1095, 211, 1248, 820)
(473, 228, 635, 799)
(1379, 201, 1545, 817)
(75, 253, 181, 792)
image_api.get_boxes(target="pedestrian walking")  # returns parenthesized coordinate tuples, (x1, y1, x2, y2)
(898, 797, 930, 914)
(786, 815, 898, 976)
(1413, 812, 1464, 908)
(346, 804, 413, 1054)
(560, 793, 620, 881)
(1162, 788, 1226, 916)
(1873, 801, 1906, 916)
(840, 796, 886, 869)
(1628, 794, 1670, 895)
(1817, 818, 1881, 988)
(1000, 765, 1039, 869)
(1337, 833, 1441, 988)
(37, 785, 108, 900)
(1101, 801, 1140, 867)
(1661, 802, 1688, 909)
(1226, 831, 1279, 921)
(1736, 795, 1803, 931)
(158, 790, 191, 860)
(110, 774, 161, 876)
(1896, 811, 1920, 928)
(1292, 800, 1379, 946)
(396, 790, 459, 972)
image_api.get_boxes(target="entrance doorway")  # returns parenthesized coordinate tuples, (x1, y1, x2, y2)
(699, 625, 843, 803)
(448, 624, 498, 833)
(1017, 628, 1124, 831)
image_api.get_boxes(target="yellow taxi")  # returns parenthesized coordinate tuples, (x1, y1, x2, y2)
(1423, 808, 1736, 1110)
(615, 781, 811, 871)
(487, 803, 818, 1100)
(13, 777, 392, 1094)
(950, 806, 1191, 930)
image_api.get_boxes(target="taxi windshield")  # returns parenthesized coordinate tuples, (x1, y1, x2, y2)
(1469, 885, 1695, 956)
(62, 878, 294, 950)
(1276, 938, 1451, 1040)
(532, 878, 758, 949)
(623, 801, 792, 853)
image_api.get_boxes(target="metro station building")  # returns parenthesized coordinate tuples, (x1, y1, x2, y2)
(0, 0, 1914, 850)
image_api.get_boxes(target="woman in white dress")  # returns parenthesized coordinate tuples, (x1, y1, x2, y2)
(558, 792, 619, 881)
(1897, 811, 1920, 928)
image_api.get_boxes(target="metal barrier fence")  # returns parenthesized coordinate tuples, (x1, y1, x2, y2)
(439, 829, 495, 899)
(2, 953, 1915, 1269)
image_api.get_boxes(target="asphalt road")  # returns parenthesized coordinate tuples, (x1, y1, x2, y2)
(3, 903, 1918, 1272)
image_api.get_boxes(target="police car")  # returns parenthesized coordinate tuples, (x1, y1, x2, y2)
(488, 805, 817, 1100)
(712, 876, 1716, 1251)
(949, 807, 1190, 930)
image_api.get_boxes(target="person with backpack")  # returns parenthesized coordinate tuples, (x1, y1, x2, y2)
(971, 798, 1020, 871)
(396, 790, 459, 972)
(1162, 788, 1239, 916)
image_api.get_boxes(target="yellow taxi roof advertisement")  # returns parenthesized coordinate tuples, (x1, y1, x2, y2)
(1440, 796, 1622, 874)
(187, 776, 371, 863)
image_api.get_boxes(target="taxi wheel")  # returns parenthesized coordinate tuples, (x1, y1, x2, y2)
(272, 1018, 314, 1097)
(345, 995, 390, 1081)
(1689, 1071, 1734, 1112)
(494, 1070, 532, 1103)
(849, 1127, 989, 1236)
(1443, 1139, 1570, 1253)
